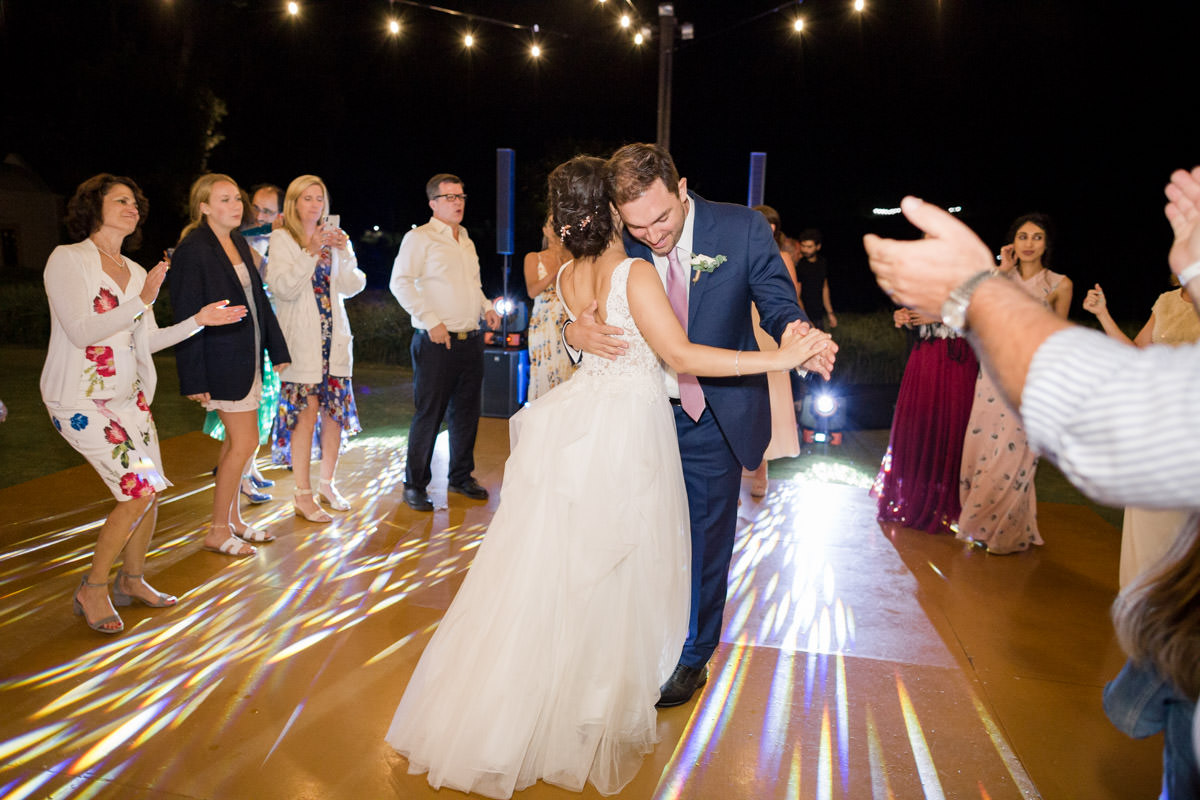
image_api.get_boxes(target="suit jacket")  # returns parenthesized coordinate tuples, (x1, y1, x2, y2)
(624, 191, 806, 467)
(169, 222, 290, 401)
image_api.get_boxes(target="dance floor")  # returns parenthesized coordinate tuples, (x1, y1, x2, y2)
(0, 421, 1163, 799)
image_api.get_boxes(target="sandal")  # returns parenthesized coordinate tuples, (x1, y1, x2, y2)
(318, 479, 351, 512)
(202, 524, 257, 557)
(230, 521, 275, 543)
(73, 577, 124, 634)
(112, 568, 177, 608)
(293, 489, 333, 523)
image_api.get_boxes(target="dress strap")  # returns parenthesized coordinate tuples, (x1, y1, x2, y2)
(556, 260, 576, 321)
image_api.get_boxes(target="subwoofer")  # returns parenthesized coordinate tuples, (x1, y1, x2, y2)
(481, 347, 529, 418)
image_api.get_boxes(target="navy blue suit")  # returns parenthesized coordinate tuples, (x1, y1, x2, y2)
(624, 191, 806, 669)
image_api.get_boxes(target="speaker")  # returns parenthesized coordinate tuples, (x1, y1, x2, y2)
(747, 152, 767, 208)
(481, 347, 529, 418)
(496, 148, 515, 255)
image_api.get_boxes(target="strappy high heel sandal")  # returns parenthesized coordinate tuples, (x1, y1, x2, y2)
(73, 577, 124, 634)
(293, 489, 333, 523)
(318, 479, 351, 512)
(112, 568, 178, 608)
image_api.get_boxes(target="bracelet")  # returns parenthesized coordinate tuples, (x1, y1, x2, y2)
(1178, 259, 1200, 287)
(142, 300, 154, 311)
(735, 350, 741, 377)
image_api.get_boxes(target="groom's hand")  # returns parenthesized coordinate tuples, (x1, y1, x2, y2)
(567, 300, 628, 361)
(788, 318, 837, 380)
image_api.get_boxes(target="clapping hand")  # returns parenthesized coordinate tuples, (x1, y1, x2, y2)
(139, 260, 170, 307)
(997, 244, 1018, 273)
(1165, 167, 1200, 278)
(195, 300, 248, 327)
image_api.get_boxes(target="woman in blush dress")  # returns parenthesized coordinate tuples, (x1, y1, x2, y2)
(170, 174, 291, 556)
(385, 156, 832, 799)
(958, 213, 1072, 554)
(267, 175, 366, 522)
(746, 205, 801, 497)
(42, 174, 246, 632)
(523, 215, 576, 400)
(872, 306, 979, 535)
(1084, 278, 1200, 586)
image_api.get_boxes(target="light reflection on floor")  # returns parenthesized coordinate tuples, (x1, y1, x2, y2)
(0, 425, 1059, 799)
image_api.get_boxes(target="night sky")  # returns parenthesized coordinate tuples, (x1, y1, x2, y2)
(3, 0, 1199, 318)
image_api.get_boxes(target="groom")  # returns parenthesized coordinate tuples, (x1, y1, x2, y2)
(566, 143, 836, 706)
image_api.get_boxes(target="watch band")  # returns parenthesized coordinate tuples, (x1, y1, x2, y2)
(940, 268, 995, 334)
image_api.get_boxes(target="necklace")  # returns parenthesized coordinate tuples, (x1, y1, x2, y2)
(92, 239, 127, 269)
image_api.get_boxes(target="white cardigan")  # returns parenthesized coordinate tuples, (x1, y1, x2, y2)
(266, 229, 367, 384)
(40, 240, 199, 407)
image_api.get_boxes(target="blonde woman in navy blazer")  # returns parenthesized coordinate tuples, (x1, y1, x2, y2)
(169, 174, 290, 556)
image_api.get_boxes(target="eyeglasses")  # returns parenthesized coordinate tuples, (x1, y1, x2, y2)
(434, 193, 468, 202)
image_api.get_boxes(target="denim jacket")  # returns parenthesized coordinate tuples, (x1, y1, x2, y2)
(1104, 659, 1199, 799)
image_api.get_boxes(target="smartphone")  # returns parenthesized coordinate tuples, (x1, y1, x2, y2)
(324, 214, 340, 230)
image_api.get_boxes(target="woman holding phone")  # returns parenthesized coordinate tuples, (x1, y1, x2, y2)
(267, 175, 366, 522)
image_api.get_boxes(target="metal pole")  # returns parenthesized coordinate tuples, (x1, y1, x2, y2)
(656, 4, 675, 150)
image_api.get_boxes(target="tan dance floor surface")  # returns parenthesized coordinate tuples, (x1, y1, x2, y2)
(0, 421, 1163, 799)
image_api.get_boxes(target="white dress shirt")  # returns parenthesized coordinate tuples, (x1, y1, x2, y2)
(390, 216, 493, 332)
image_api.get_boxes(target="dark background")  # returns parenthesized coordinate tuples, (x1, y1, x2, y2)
(3, 0, 1199, 319)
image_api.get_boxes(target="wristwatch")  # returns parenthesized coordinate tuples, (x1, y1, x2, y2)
(940, 269, 995, 334)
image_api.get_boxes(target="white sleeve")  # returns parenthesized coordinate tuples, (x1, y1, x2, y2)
(1021, 327, 1200, 508)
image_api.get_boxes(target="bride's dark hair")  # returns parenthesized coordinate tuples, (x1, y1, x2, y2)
(547, 156, 615, 259)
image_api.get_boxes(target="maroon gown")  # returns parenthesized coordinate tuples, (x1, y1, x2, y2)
(872, 324, 978, 535)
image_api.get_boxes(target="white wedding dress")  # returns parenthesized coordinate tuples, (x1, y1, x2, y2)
(386, 258, 691, 798)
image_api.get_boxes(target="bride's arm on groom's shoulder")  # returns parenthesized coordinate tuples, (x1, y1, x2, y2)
(628, 260, 830, 376)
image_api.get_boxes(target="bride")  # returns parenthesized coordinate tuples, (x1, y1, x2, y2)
(386, 156, 832, 798)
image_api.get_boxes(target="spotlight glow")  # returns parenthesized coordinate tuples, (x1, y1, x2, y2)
(387, 18, 400, 35)
(286, 1, 299, 15)
(620, 14, 631, 28)
(794, 18, 805, 32)
(464, 33, 474, 47)
(530, 44, 541, 57)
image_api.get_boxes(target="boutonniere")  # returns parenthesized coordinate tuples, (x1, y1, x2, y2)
(689, 253, 727, 283)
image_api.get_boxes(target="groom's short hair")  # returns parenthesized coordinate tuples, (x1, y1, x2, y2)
(606, 143, 681, 206)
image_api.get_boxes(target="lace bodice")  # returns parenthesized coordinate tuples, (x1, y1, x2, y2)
(566, 259, 665, 381)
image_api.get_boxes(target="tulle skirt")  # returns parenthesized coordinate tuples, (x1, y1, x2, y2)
(386, 370, 691, 798)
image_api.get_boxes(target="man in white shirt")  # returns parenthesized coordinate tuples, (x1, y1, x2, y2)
(390, 174, 500, 512)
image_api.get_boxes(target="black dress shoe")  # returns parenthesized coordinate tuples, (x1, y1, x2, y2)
(403, 487, 433, 512)
(655, 663, 708, 708)
(447, 478, 488, 500)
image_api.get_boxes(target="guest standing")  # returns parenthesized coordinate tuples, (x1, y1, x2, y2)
(747, 205, 802, 497)
(170, 174, 291, 556)
(390, 173, 501, 513)
(958, 213, 1072, 554)
(1084, 280, 1200, 585)
(523, 216, 576, 399)
(267, 175, 366, 522)
(873, 307, 979, 534)
(43, 174, 246, 631)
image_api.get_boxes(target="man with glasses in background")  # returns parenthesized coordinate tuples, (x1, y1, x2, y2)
(390, 173, 500, 512)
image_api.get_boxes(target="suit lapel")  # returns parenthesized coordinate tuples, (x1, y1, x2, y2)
(687, 192, 719, 326)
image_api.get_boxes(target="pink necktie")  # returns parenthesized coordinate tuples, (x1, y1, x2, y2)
(666, 248, 705, 421)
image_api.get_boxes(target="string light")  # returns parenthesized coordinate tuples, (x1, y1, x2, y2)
(464, 32, 475, 47)
(620, 14, 631, 28)
(854, 0, 865, 11)
(387, 18, 401, 35)
(793, 18, 805, 32)
(634, 31, 644, 45)
(530, 43, 542, 57)
(286, 1, 299, 15)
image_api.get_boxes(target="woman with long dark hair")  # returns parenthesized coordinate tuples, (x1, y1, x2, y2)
(42, 174, 246, 631)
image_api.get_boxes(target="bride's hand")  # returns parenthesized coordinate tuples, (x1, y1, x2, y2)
(778, 322, 833, 371)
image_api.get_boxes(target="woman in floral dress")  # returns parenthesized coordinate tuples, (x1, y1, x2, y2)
(267, 175, 366, 522)
(41, 174, 245, 632)
(523, 216, 576, 400)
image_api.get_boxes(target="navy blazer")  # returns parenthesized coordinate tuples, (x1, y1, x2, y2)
(169, 222, 290, 401)
(624, 191, 806, 467)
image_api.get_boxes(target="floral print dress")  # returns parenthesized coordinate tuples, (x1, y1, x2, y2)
(46, 283, 167, 501)
(271, 246, 361, 465)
